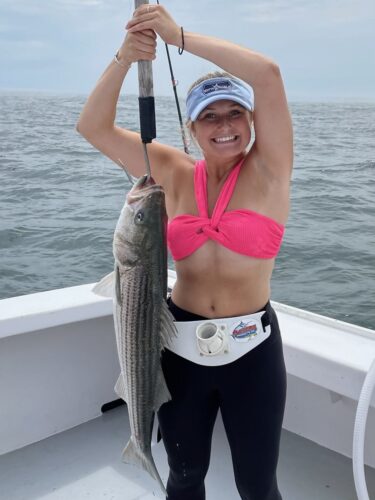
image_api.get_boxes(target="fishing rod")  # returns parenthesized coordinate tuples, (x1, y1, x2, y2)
(120, 1, 188, 185)
(134, 0, 189, 174)
(135, 0, 155, 180)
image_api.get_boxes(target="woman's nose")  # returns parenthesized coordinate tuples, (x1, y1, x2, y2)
(217, 115, 232, 128)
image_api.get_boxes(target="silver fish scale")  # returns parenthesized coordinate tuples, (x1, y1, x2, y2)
(115, 263, 164, 452)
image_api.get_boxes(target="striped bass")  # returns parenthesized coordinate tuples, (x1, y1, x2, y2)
(93, 174, 177, 494)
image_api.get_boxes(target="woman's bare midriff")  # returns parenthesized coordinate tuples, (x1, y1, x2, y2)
(172, 243, 275, 318)
(166, 151, 289, 319)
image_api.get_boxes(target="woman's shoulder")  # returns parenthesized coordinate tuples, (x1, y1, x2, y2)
(170, 151, 197, 177)
(158, 142, 196, 170)
(159, 146, 196, 200)
(148, 142, 193, 192)
(173, 155, 198, 192)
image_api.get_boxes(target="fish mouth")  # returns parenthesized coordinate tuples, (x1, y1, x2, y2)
(127, 175, 164, 204)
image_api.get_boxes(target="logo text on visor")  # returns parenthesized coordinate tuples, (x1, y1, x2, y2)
(202, 80, 233, 95)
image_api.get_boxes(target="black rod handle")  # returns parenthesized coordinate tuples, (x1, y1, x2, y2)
(134, 0, 156, 143)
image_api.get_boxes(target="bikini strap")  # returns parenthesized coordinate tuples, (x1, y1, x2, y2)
(194, 157, 246, 221)
(194, 160, 208, 217)
(211, 157, 245, 225)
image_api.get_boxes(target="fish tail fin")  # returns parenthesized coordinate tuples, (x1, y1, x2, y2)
(122, 438, 167, 495)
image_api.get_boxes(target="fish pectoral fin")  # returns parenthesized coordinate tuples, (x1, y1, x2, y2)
(154, 367, 171, 412)
(92, 271, 115, 298)
(114, 373, 128, 403)
(160, 299, 178, 349)
(114, 264, 122, 306)
(122, 437, 167, 496)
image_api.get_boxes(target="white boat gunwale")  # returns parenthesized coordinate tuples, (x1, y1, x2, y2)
(1, 268, 375, 468)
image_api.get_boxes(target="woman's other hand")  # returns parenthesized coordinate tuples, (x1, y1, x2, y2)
(125, 4, 181, 47)
(118, 28, 157, 64)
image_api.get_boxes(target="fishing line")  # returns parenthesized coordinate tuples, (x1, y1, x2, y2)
(118, 158, 136, 186)
(156, 0, 190, 154)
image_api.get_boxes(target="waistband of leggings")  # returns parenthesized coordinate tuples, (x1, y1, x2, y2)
(167, 296, 272, 330)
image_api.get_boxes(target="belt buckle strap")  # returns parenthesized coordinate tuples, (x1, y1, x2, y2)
(261, 308, 271, 332)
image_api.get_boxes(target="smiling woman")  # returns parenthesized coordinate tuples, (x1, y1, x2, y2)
(76, 2, 292, 499)
(184, 70, 254, 153)
(189, 98, 253, 154)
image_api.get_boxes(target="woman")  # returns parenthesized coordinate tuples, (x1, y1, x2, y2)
(77, 4, 293, 499)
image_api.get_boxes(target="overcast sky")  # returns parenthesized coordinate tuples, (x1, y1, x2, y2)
(1, 0, 374, 102)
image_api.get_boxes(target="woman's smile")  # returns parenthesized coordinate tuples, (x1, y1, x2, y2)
(211, 134, 239, 144)
(191, 100, 252, 156)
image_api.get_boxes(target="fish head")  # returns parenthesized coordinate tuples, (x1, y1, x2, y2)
(114, 175, 167, 266)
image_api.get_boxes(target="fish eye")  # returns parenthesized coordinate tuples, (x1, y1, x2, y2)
(135, 209, 145, 223)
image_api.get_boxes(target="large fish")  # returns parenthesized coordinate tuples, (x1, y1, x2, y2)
(93, 174, 177, 494)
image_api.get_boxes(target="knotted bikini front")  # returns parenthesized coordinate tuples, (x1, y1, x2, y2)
(168, 158, 285, 261)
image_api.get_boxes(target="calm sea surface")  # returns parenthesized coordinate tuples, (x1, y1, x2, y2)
(0, 92, 374, 330)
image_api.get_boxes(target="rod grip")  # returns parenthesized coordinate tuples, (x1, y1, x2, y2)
(138, 96, 156, 143)
(134, 0, 156, 142)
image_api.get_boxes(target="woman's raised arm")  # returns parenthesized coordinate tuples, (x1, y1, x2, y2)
(76, 26, 190, 190)
(127, 4, 293, 182)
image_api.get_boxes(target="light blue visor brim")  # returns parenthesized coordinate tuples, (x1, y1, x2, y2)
(186, 77, 254, 121)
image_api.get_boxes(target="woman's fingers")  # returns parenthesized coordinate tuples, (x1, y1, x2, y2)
(132, 49, 156, 60)
(143, 28, 157, 39)
(122, 30, 156, 61)
(126, 17, 147, 28)
(126, 16, 155, 31)
(127, 21, 152, 33)
(126, 8, 156, 29)
(131, 30, 156, 46)
(125, 4, 180, 45)
(132, 4, 158, 19)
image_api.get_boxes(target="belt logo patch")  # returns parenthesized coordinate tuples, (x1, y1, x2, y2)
(231, 321, 258, 342)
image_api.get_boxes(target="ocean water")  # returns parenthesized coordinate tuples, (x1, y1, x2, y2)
(0, 92, 374, 330)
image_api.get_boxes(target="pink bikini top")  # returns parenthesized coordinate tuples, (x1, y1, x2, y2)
(167, 158, 285, 261)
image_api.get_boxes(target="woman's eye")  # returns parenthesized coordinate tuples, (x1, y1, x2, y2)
(230, 110, 242, 117)
(202, 113, 216, 120)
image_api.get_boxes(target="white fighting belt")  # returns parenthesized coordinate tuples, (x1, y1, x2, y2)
(167, 310, 271, 366)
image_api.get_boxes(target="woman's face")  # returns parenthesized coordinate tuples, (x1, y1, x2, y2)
(192, 100, 252, 159)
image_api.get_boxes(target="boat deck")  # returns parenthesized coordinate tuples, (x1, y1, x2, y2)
(1, 404, 375, 500)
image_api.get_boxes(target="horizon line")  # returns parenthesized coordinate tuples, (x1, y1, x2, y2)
(1, 88, 375, 105)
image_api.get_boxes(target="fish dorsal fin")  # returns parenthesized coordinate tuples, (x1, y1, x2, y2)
(92, 271, 115, 298)
(160, 299, 178, 349)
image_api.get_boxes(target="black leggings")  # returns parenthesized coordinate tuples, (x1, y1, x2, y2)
(157, 298, 287, 500)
